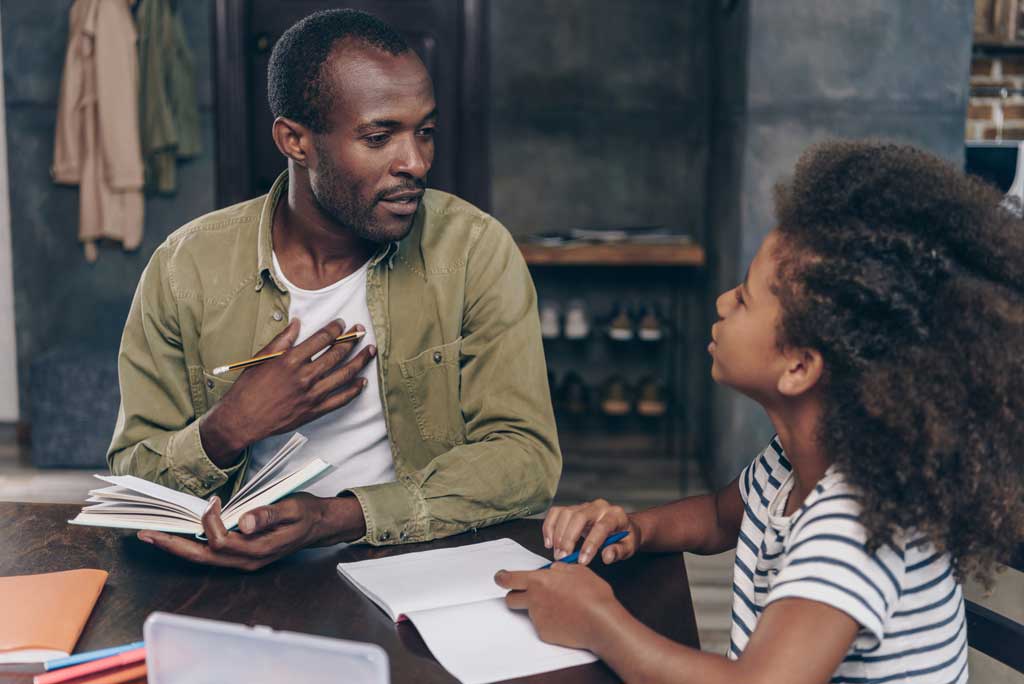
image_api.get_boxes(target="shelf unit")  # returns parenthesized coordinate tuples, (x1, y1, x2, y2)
(518, 241, 707, 492)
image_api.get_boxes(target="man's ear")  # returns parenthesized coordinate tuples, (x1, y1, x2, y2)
(777, 347, 824, 397)
(271, 116, 313, 168)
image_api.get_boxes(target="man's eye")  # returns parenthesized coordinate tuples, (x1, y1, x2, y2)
(417, 126, 436, 137)
(365, 134, 390, 146)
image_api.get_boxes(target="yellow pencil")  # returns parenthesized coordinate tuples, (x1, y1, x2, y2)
(211, 330, 366, 376)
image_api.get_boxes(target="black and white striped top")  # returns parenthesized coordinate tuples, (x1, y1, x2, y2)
(727, 438, 967, 683)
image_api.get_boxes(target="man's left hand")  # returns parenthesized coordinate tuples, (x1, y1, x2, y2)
(137, 492, 357, 571)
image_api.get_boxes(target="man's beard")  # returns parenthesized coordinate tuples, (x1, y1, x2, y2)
(310, 138, 423, 244)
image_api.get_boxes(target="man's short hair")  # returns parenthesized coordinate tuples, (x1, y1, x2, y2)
(267, 9, 410, 133)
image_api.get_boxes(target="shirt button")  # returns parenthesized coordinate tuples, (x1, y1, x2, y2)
(379, 530, 391, 542)
(206, 379, 214, 389)
(272, 311, 284, 322)
(399, 530, 408, 541)
(433, 351, 443, 364)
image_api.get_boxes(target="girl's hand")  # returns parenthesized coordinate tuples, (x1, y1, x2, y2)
(543, 499, 640, 565)
(495, 564, 620, 650)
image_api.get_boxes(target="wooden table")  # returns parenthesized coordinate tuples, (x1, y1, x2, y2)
(0, 503, 699, 683)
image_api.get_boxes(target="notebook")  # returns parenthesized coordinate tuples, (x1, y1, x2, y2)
(69, 433, 329, 535)
(337, 538, 598, 684)
(0, 568, 108, 665)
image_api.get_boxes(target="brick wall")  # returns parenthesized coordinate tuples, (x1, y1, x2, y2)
(968, 54, 1024, 140)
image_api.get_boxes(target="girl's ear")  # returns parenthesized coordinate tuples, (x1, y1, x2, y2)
(777, 347, 824, 397)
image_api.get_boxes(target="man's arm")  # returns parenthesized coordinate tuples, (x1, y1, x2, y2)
(347, 218, 562, 545)
(107, 244, 239, 497)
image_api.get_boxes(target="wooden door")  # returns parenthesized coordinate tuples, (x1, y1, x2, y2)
(213, 1, 489, 210)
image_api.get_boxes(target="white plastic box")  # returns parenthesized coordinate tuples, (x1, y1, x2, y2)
(144, 612, 390, 684)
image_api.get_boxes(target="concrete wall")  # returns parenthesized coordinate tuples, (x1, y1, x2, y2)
(706, 0, 974, 484)
(2, 0, 215, 416)
(0, 6, 17, 421)
(489, 0, 711, 237)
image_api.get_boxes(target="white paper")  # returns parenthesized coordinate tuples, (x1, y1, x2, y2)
(337, 539, 598, 683)
(337, 539, 549, 620)
(406, 599, 597, 684)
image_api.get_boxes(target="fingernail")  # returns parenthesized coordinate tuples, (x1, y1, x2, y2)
(205, 496, 219, 514)
(362, 378, 369, 388)
(240, 516, 254, 533)
(544, 536, 551, 548)
(356, 324, 365, 332)
(138, 533, 154, 544)
(368, 345, 377, 356)
(580, 553, 590, 565)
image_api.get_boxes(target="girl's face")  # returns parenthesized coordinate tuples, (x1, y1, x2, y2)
(708, 230, 791, 403)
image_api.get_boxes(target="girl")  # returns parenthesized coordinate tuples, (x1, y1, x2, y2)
(496, 140, 1024, 683)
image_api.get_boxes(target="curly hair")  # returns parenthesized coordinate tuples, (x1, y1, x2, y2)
(267, 9, 409, 133)
(771, 140, 1024, 586)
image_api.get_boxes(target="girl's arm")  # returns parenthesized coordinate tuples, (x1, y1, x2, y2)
(593, 594, 858, 684)
(497, 564, 859, 684)
(547, 473, 746, 564)
(632, 472, 745, 555)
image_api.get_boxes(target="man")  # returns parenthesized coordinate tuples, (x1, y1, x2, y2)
(108, 9, 560, 570)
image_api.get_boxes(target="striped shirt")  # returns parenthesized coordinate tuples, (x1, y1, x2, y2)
(727, 438, 967, 683)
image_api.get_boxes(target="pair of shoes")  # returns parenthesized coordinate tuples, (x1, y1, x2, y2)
(555, 371, 591, 415)
(539, 300, 590, 340)
(606, 303, 665, 342)
(599, 375, 668, 416)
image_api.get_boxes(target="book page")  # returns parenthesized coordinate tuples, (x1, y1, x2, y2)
(405, 598, 597, 684)
(337, 539, 549, 622)
(92, 475, 207, 518)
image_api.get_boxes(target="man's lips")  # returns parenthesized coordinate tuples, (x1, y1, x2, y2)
(378, 190, 424, 216)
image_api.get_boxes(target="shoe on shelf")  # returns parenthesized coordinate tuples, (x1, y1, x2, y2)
(637, 303, 664, 342)
(600, 375, 633, 416)
(558, 371, 591, 416)
(607, 302, 633, 341)
(540, 300, 561, 339)
(563, 299, 590, 340)
(636, 376, 668, 417)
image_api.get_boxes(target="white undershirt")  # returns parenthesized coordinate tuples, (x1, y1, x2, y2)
(244, 252, 395, 497)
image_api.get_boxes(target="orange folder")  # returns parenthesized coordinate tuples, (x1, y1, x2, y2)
(0, 569, 108, 663)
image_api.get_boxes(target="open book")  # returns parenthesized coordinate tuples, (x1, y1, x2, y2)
(337, 538, 598, 684)
(69, 433, 330, 535)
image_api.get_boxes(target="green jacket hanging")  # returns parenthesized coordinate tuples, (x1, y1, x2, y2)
(137, 0, 200, 195)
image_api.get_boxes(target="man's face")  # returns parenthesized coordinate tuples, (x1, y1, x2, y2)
(308, 45, 436, 243)
(708, 230, 791, 403)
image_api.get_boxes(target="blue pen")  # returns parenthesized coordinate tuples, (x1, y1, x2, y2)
(43, 641, 145, 671)
(541, 530, 629, 569)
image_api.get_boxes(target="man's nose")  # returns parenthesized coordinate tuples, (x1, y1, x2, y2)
(391, 136, 430, 180)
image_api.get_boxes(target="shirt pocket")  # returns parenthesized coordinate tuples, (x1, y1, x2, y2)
(198, 369, 236, 413)
(399, 337, 465, 445)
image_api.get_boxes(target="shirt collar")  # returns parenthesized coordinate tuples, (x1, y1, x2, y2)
(255, 171, 400, 292)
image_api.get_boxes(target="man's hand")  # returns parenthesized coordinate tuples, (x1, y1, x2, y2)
(543, 499, 641, 566)
(200, 319, 375, 465)
(495, 564, 621, 650)
(136, 492, 366, 571)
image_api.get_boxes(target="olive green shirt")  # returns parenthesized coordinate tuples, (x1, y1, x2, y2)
(108, 173, 561, 545)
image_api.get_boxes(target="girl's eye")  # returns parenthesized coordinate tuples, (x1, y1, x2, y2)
(735, 288, 744, 305)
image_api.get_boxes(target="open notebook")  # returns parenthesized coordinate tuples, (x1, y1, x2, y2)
(69, 433, 330, 535)
(337, 538, 598, 684)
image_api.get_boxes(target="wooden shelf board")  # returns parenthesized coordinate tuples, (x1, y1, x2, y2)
(518, 242, 705, 267)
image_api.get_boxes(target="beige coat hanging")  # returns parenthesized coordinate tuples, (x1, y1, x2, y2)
(52, 0, 144, 262)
